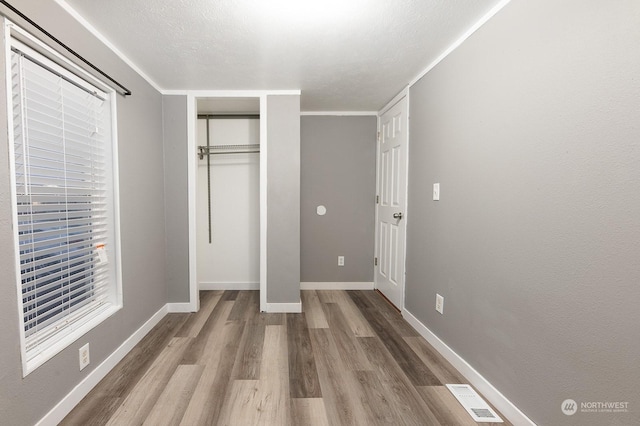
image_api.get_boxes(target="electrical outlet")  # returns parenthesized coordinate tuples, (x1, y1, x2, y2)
(436, 294, 444, 314)
(79, 343, 90, 371)
(338, 256, 345, 266)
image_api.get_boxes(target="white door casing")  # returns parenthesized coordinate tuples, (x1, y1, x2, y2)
(375, 95, 408, 309)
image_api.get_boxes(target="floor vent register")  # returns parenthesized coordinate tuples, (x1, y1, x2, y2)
(446, 384, 503, 423)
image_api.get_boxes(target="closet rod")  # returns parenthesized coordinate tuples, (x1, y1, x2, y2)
(198, 144, 260, 159)
(0, 0, 132, 96)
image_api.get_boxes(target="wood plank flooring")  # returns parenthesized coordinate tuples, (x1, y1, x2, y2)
(62, 290, 510, 425)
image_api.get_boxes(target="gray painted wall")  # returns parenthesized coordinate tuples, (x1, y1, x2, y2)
(266, 95, 301, 304)
(405, 1, 640, 425)
(161, 95, 304, 305)
(162, 95, 190, 302)
(300, 116, 376, 282)
(0, 2, 166, 425)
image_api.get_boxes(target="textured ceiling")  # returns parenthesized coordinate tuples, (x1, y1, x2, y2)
(62, 0, 504, 111)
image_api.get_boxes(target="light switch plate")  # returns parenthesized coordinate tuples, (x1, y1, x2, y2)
(433, 183, 440, 201)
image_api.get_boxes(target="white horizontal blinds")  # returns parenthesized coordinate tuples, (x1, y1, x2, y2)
(11, 47, 112, 359)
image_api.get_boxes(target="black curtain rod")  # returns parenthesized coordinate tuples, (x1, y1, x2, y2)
(0, 0, 132, 96)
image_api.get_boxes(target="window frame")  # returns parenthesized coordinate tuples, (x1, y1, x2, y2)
(4, 21, 123, 376)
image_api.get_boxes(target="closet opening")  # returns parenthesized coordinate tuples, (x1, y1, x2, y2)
(195, 98, 261, 295)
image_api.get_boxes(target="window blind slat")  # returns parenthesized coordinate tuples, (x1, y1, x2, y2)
(16, 173, 103, 189)
(21, 147, 104, 164)
(16, 187, 106, 199)
(19, 239, 107, 260)
(15, 131, 105, 157)
(17, 213, 107, 227)
(26, 289, 108, 346)
(22, 270, 104, 311)
(23, 84, 61, 110)
(16, 211, 107, 228)
(17, 197, 107, 207)
(22, 272, 107, 318)
(21, 223, 102, 253)
(19, 237, 107, 261)
(17, 208, 108, 223)
(20, 140, 106, 158)
(18, 223, 104, 243)
(22, 264, 103, 296)
(20, 251, 97, 282)
(22, 272, 110, 326)
(21, 250, 97, 276)
(17, 175, 105, 190)
(24, 286, 110, 340)
(24, 276, 110, 322)
(24, 292, 110, 353)
(21, 155, 106, 174)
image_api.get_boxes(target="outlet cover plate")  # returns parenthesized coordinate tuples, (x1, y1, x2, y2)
(436, 294, 444, 314)
(79, 343, 90, 371)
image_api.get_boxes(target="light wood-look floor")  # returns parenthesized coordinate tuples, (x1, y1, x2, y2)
(62, 290, 510, 425)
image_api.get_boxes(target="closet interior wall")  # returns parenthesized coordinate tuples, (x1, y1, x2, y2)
(196, 116, 260, 290)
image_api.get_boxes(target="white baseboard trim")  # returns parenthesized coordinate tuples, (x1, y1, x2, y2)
(199, 281, 260, 290)
(36, 305, 169, 426)
(402, 308, 536, 426)
(264, 301, 302, 313)
(300, 281, 374, 290)
(167, 302, 195, 313)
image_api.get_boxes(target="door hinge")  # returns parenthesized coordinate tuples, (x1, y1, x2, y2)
(376, 195, 379, 204)
(374, 257, 378, 266)
(377, 131, 380, 142)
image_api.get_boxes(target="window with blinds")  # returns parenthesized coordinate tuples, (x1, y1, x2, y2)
(9, 34, 121, 374)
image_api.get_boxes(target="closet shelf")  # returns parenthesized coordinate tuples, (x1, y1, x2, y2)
(197, 144, 260, 159)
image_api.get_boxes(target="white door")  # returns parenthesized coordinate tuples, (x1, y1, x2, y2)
(375, 96, 408, 309)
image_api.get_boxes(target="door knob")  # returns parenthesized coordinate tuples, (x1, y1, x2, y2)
(393, 212, 403, 219)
